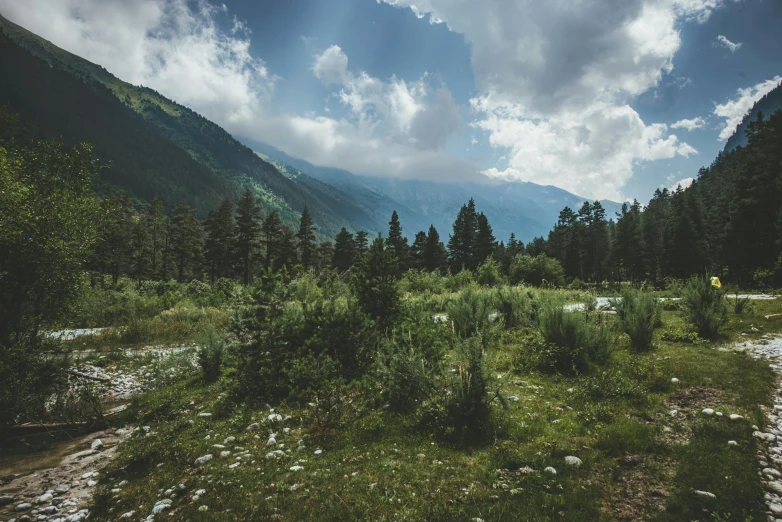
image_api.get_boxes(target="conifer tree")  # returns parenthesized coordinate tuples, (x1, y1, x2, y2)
(168, 201, 204, 282)
(448, 198, 478, 271)
(129, 218, 151, 285)
(332, 227, 357, 272)
(316, 241, 334, 272)
(142, 197, 169, 281)
(235, 190, 262, 284)
(352, 234, 399, 328)
(262, 210, 284, 270)
(387, 210, 410, 272)
(297, 205, 317, 270)
(203, 198, 235, 283)
(410, 231, 428, 269)
(277, 227, 299, 270)
(354, 230, 369, 255)
(475, 212, 496, 265)
(92, 194, 134, 284)
(422, 225, 448, 273)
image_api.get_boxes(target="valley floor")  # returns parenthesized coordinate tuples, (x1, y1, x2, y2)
(3, 296, 782, 522)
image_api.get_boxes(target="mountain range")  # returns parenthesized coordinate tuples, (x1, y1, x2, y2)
(1, 14, 623, 243)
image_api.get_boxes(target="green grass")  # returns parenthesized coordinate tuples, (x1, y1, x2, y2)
(81, 292, 781, 521)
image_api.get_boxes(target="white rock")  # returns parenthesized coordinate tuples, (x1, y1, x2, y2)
(702, 408, 714, 415)
(671, 378, 679, 383)
(508, 396, 519, 402)
(564, 456, 582, 467)
(87, 479, 98, 487)
(770, 503, 782, 515)
(314, 449, 323, 455)
(36, 493, 53, 504)
(768, 481, 782, 495)
(267, 413, 283, 423)
(669, 410, 678, 417)
(220, 451, 231, 458)
(224, 436, 236, 443)
(543, 467, 557, 475)
(694, 490, 716, 500)
(91, 439, 104, 451)
(198, 412, 212, 418)
(246, 423, 259, 431)
(728, 440, 738, 446)
(229, 462, 240, 469)
(120, 511, 136, 518)
(266, 436, 277, 446)
(729, 414, 744, 421)
(199, 505, 209, 511)
(764, 468, 782, 478)
(290, 465, 304, 471)
(195, 454, 214, 465)
(16, 502, 32, 511)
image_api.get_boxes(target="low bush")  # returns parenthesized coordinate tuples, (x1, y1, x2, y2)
(681, 275, 728, 339)
(197, 327, 226, 382)
(534, 303, 612, 375)
(508, 254, 564, 287)
(494, 286, 535, 329)
(447, 287, 498, 339)
(611, 289, 661, 351)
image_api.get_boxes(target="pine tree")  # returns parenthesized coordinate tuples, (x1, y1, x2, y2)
(277, 227, 299, 270)
(297, 205, 317, 270)
(129, 217, 150, 285)
(332, 228, 357, 272)
(354, 230, 369, 255)
(410, 231, 428, 270)
(422, 225, 448, 273)
(352, 234, 399, 328)
(92, 194, 134, 284)
(475, 212, 496, 265)
(387, 210, 410, 272)
(448, 199, 478, 271)
(262, 210, 284, 270)
(235, 190, 262, 285)
(316, 241, 334, 272)
(168, 201, 204, 282)
(203, 198, 235, 283)
(142, 197, 169, 281)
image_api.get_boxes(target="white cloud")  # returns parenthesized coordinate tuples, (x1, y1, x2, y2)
(671, 117, 705, 131)
(0, 0, 275, 128)
(1, 0, 470, 183)
(713, 76, 782, 140)
(380, 0, 711, 199)
(716, 35, 742, 53)
(665, 177, 694, 191)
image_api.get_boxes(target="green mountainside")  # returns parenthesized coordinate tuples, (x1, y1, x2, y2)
(0, 15, 374, 238)
(725, 80, 782, 152)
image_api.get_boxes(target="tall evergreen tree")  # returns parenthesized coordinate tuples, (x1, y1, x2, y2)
(235, 190, 262, 285)
(142, 197, 169, 281)
(316, 241, 334, 272)
(352, 234, 399, 328)
(422, 225, 448, 273)
(203, 198, 235, 283)
(128, 217, 151, 285)
(354, 230, 369, 255)
(262, 210, 284, 270)
(296, 205, 317, 270)
(448, 198, 478, 271)
(92, 194, 134, 284)
(168, 201, 204, 282)
(387, 210, 410, 272)
(277, 227, 299, 270)
(475, 212, 496, 265)
(332, 228, 357, 272)
(410, 231, 428, 270)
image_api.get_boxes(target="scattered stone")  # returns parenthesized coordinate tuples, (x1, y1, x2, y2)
(671, 378, 679, 383)
(728, 440, 739, 446)
(220, 451, 231, 458)
(0, 495, 14, 506)
(55, 484, 70, 493)
(314, 449, 323, 455)
(564, 456, 582, 467)
(768, 482, 782, 495)
(246, 423, 259, 431)
(152, 499, 172, 514)
(764, 467, 782, 478)
(195, 454, 214, 465)
(729, 414, 744, 421)
(91, 439, 104, 451)
(770, 503, 782, 516)
(198, 412, 212, 418)
(702, 408, 714, 415)
(694, 490, 716, 500)
(120, 511, 136, 519)
(36, 493, 53, 504)
(199, 505, 209, 511)
(543, 467, 557, 475)
(15, 502, 32, 511)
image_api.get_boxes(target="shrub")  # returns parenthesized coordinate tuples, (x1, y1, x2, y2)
(729, 292, 751, 315)
(535, 303, 612, 375)
(508, 254, 564, 287)
(611, 289, 661, 352)
(445, 269, 475, 292)
(494, 286, 534, 329)
(681, 276, 728, 339)
(197, 327, 226, 382)
(476, 258, 503, 287)
(399, 270, 447, 295)
(660, 326, 707, 345)
(447, 287, 498, 339)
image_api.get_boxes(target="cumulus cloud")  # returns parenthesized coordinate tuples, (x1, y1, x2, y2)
(1, 0, 470, 182)
(713, 76, 782, 140)
(1, 0, 276, 128)
(716, 35, 742, 53)
(380, 0, 711, 199)
(665, 176, 694, 191)
(671, 117, 706, 131)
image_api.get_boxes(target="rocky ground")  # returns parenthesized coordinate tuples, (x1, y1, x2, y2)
(0, 428, 130, 522)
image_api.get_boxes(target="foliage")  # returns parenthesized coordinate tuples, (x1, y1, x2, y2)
(508, 254, 564, 287)
(351, 235, 400, 329)
(681, 275, 728, 339)
(534, 303, 612, 375)
(447, 287, 498, 340)
(611, 289, 662, 351)
(476, 257, 504, 287)
(494, 286, 535, 330)
(197, 327, 226, 382)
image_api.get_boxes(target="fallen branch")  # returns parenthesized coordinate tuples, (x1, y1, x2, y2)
(66, 369, 110, 383)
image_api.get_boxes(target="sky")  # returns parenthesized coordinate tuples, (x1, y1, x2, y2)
(1, 0, 781, 202)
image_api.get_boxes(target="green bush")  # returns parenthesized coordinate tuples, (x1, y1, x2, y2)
(535, 303, 612, 375)
(476, 257, 503, 287)
(197, 327, 226, 382)
(660, 326, 707, 345)
(508, 254, 564, 287)
(494, 286, 535, 329)
(681, 276, 728, 339)
(611, 289, 661, 351)
(447, 287, 498, 339)
(399, 270, 447, 295)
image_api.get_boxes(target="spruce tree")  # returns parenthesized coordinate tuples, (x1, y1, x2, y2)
(354, 230, 369, 255)
(262, 210, 284, 270)
(423, 225, 448, 273)
(352, 234, 399, 328)
(475, 212, 496, 265)
(316, 241, 334, 272)
(168, 201, 204, 282)
(410, 231, 428, 270)
(448, 199, 478, 271)
(142, 197, 169, 281)
(332, 227, 357, 272)
(203, 198, 235, 283)
(297, 205, 317, 270)
(387, 210, 410, 272)
(235, 190, 262, 285)
(277, 227, 299, 270)
(129, 217, 151, 285)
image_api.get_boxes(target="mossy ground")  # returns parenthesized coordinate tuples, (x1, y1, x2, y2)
(78, 295, 782, 521)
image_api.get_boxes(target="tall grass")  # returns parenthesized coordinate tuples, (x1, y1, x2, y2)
(681, 276, 727, 339)
(611, 289, 661, 351)
(536, 301, 612, 375)
(494, 286, 535, 329)
(447, 287, 497, 339)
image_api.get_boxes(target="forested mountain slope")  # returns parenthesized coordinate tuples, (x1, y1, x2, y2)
(246, 140, 623, 243)
(725, 81, 782, 152)
(0, 15, 372, 238)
